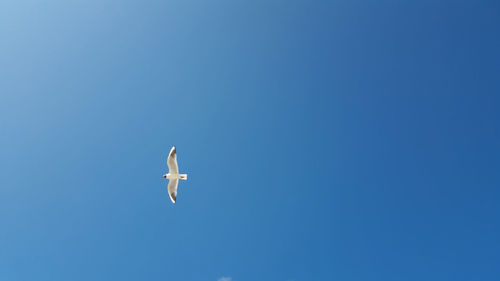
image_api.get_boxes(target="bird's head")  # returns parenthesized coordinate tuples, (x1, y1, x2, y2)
(162, 174, 167, 178)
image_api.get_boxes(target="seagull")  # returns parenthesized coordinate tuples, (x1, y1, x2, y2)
(163, 146, 188, 203)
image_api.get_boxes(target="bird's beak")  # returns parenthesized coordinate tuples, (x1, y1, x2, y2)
(162, 175, 166, 178)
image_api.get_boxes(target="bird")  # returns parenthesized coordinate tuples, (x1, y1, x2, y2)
(163, 146, 188, 203)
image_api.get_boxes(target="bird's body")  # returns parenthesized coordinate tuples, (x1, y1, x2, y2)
(163, 146, 187, 203)
(165, 173, 188, 180)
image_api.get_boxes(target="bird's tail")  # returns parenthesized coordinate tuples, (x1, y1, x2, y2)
(179, 174, 188, 180)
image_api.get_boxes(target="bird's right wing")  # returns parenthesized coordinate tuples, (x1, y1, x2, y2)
(168, 179, 179, 204)
(167, 146, 179, 174)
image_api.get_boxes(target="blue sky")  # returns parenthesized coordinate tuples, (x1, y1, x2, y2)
(1, 1, 499, 280)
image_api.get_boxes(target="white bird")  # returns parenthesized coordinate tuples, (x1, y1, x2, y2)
(162, 146, 188, 203)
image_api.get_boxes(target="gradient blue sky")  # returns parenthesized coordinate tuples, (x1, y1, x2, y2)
(1, 1, 499, 281)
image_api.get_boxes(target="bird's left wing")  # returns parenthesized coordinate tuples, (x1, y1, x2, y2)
(167, 146, 179, 174)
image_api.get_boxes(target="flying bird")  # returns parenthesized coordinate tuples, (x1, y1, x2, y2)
(163, 146, 188, 203)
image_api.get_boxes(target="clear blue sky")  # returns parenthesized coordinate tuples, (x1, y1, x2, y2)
(1, 1, 499, 280)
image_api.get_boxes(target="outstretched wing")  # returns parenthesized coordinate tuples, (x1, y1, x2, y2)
(168, 179, 179, 203)
(167, 146, 178, 174)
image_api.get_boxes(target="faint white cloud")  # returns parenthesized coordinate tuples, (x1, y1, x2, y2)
(218, 277, 232, 281)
